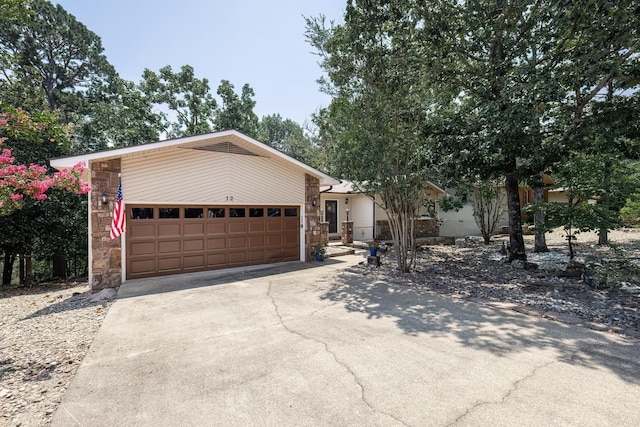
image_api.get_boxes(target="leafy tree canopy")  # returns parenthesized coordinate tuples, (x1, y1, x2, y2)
(0, 0, 115, 115)
(215, 79, 259, 138)
(141, 64, 217, 138)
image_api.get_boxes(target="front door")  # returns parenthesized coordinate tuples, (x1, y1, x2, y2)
(325, 200, 338, 233)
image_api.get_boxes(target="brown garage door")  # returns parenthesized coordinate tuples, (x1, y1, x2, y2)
(126, 205, 300, 279)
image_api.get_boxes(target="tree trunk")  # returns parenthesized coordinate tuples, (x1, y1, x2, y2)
(53, 253, 67, 279)
(2, 251, 15, 286)
(19, 254, 24, 286)
(567, 235, 575, 259)
(533, 179, 549, 253)
(25, 253, 32, 287)
(505, 173, 526, 261)
(598, 229, 609, 246)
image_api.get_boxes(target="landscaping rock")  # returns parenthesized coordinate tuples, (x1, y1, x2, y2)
(89, 288, 118, 302)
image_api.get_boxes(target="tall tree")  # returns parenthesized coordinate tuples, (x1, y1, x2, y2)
(257, 114, 318, 166)
(0, 0, 115, 116)
(141, 65, 217, 138)
(215, 80, 259, 138)
(72, 76, 163, 152)
(307, 6, 438, 273)
(420, 0, 639, 261)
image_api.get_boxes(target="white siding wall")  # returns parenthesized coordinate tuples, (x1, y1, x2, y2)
(350, 195, 374, 241)
(439, 204, 481, 237)
(122, 148, 305, 204)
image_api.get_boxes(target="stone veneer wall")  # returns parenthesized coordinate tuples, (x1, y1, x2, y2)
(376, 218, 439, 240)
(90, 159, 123, 290)
(305, 174, 322, 261)
(320, 222, 329, 247)
(341, 221, 353, 244)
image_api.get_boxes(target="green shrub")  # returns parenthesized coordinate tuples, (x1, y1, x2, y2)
(620, 194, 640, 226)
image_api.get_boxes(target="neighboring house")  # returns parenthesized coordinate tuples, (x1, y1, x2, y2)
(319, 180, 446, 241)
(51, 130, 339, 290)
(439, 186, 511, 237)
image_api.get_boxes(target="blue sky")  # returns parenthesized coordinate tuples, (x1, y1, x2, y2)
(53, 1, 346, 126)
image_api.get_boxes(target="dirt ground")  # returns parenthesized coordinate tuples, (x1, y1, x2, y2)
(356, 228, 640, 339)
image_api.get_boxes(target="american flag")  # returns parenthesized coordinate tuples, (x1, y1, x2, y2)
(109, 180, 126, 240)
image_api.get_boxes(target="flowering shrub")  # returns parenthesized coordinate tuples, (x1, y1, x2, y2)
(367, 239, 381, 249)
(313, 246, 326, 256)
(0, 106, 89, 215)
(0, 141, 90, 215)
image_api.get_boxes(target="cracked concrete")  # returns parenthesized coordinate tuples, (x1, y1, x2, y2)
(267, 282, 409, 426)
(448, 360, 557, 426)
(53, 255, 640, 426)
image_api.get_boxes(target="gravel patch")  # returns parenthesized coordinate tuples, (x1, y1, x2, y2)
(354, 228, 640, 339)
(0, 282, 113, 427)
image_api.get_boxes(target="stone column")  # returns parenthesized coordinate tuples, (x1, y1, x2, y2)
(341, 221, 353, 244)
(320, 222, 329, 246)
(305, 174, 321, 261)
(90, 159, 122, 290)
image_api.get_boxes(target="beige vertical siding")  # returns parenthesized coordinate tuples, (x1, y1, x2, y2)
(351, 195, 374, 241)
(121, 147, 305, 204)
(547, 191, 569, 203)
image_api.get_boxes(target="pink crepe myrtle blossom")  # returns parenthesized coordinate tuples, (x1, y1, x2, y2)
(0, 143, 91, 215)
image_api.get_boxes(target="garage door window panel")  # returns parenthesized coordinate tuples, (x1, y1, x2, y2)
(159, 208, 180, 219)
(131, 207, 154, 219)
(185, 208, 204, 218)
(208, 208, 225, 218)
(249, 208, 264, 217)
(229, 208, 245, 218)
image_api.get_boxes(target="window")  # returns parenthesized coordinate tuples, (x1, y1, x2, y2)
(229, 208, 245, 218)
(159, 208, 179, 219)
(131, 207, 154, 219)
(284, 208, 298, 217)
(184, 208, 203, 219)
(208, 208, 225, 218)
(249, 208, 264, 217)
(268, 208, 281, 217)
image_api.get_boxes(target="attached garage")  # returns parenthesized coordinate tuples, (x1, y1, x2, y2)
(50, 130, 339, 289)
(126, 204, 300, 279)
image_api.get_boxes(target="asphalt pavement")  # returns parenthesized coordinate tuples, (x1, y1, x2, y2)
(52, 255, 640, 426)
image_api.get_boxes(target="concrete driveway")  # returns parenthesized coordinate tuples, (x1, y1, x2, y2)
(53, 255, 640, 426)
